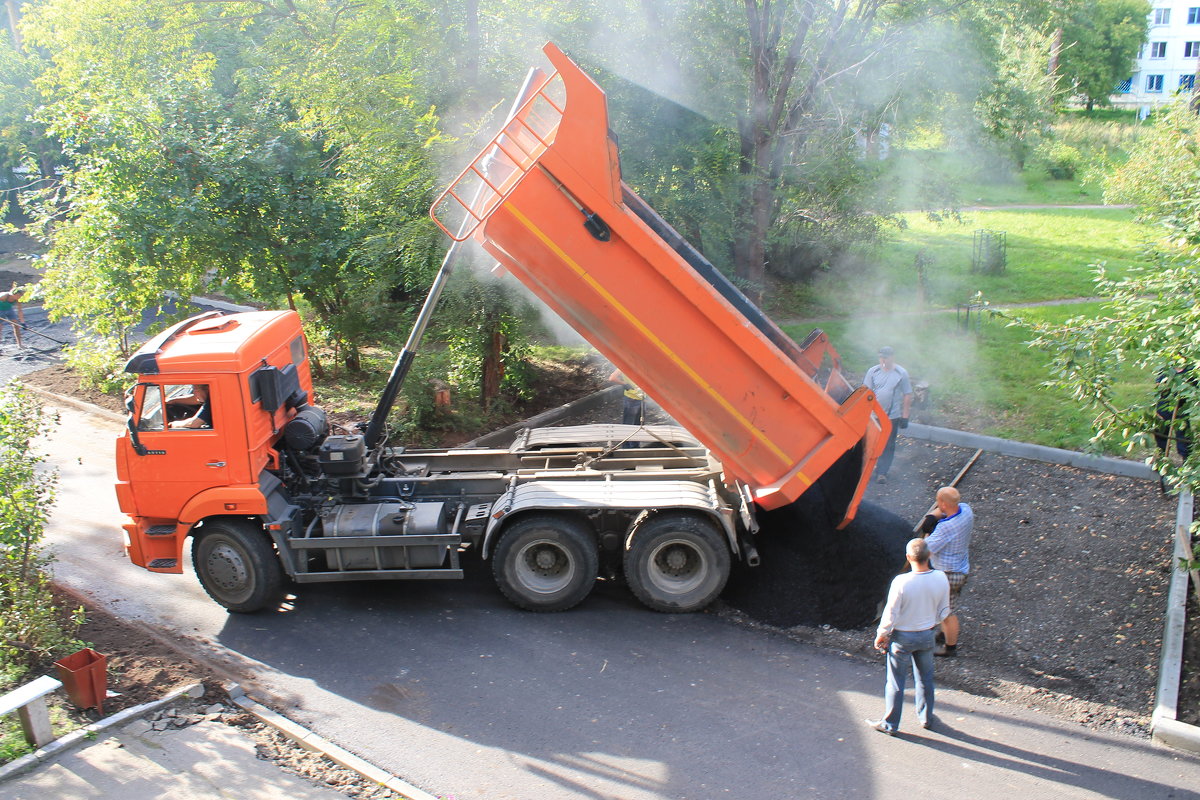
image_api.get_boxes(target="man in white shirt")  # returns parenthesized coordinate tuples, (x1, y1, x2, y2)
(866, 538, 950, 735)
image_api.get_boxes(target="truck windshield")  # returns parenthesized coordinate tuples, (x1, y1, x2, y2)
(137, 384, 214, 431)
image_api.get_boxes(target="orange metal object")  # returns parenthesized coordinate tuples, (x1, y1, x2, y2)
(116, 310, 312, 566)
(433, 43, 888, 524)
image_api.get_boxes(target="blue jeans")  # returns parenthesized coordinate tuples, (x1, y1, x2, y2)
(881, 627, 936, 731)
(875, 418, 901, 475)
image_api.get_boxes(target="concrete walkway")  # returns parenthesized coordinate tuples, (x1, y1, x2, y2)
(0, 718, 350, 800)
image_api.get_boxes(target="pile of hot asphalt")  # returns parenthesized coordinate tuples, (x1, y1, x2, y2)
(721, 498, 913, 630)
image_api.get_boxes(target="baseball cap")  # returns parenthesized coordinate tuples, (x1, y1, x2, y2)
(878, 346, 894, 357)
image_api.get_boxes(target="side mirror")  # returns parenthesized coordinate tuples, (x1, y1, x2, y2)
(252, 365, 283, 414)
(126, 384, 148, 455)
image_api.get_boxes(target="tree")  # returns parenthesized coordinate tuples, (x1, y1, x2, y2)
(21, 0, 446, 372)
(973, 25, 1061, 170)
(1058, 0, 1149, 111)
(1018, 100, 1200, 495)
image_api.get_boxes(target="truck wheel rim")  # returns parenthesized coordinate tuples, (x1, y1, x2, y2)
(206, 540, 252, 600)
(646, 538, 707, 595)
(514, 539, 575, 594)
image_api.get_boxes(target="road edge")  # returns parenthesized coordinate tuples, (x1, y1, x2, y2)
(225, 682, 439, 800)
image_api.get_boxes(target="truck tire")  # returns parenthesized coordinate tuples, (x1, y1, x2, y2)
(192, 519, 285, 613)
(624, 513, 730, 613)
(493, 514, 598, 612)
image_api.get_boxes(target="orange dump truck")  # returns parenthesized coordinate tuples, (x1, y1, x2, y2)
(432, 43, 888, 517)
(115, 44, 888, 616)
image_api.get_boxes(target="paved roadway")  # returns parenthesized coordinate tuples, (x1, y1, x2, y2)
(38, 404, 1200, 800)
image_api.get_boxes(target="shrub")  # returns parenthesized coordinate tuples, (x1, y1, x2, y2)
(0, 384, 83, 682)
(62, 337, 132, 396)
(1036, 140, 1084, 179)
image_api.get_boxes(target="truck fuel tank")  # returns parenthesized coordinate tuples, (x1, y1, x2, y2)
(321, 502, 448, 570)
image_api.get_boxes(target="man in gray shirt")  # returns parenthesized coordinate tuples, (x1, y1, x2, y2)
(867, 538, 950, 734)
(862, 345, 913, 481)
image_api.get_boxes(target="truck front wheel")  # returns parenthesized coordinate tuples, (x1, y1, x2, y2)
(493, 514, 598, 612)
(624, 513, 730, 613)
(192, 519, 285, 613)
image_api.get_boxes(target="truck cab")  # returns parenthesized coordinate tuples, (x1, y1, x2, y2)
(115, 311, 312, 573)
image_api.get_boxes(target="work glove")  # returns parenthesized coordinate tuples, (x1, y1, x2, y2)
(897, 417, 909, 429)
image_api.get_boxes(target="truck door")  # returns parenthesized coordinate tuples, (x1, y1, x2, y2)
(122, 381, 232, 520)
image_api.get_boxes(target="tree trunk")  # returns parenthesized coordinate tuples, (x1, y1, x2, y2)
(1047, 27, 1063, 78)
(481, 326, 505, 407)
(4, 0, 20, 52)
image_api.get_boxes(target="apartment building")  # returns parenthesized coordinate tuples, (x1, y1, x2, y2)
(1114, 1, 1200, 109)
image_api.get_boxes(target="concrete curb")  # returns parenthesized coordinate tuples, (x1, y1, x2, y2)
(904, 422, 1158, 481)
(0, 682, 206, 782)
(225, 683, 438, 800)
(1151, 490, 1200, 753)
(20, 382, 125, 424)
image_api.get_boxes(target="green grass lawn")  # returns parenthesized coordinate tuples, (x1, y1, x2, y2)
(798, 207, 1149, 319)
(883, 148, 1104, 209)
(782, 302, 1153, 453)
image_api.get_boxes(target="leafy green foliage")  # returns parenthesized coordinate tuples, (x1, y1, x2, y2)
(21, 0, 446, 372)
(1014, 101, 1200, 498)
(1058, 0, 1150, 110)
(1034, 140, 1084, 179)
(0, 384, 82, 680)
(1105, 100, 1200, 224)
(974, 26, 1059, 170)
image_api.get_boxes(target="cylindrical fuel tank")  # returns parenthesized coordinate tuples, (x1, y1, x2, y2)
(323, 502, 447, 570)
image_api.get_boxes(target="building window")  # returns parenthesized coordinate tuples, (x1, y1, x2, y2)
(1190, 7, 1200, 24)
(1182, 75, 1196, 89)
(1117, 77, 1134, 93)
(1188, 42, 1200, 57)
(1155, 8, 1171, 25)
(1147, 74, 1165, 92)
(1151, 41, 1168, 58)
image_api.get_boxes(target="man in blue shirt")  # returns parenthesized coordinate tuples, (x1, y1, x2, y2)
(862, 345, 912, 481)
(923, 486, 974, 657)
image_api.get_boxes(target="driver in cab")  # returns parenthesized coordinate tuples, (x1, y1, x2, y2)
(168, 384, 212, 429)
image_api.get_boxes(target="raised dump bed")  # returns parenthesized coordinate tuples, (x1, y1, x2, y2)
(433, 43, 888, 525)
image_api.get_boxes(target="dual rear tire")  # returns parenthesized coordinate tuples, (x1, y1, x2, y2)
(623, 514, 730, 613)
(492, 512, 730, 613)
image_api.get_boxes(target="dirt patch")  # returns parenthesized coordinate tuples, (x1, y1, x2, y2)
(141, 698, 403, 799)
(23, 363, 127, 414)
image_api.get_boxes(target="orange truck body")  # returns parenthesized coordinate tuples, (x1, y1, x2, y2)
(434, 43, 888, 522)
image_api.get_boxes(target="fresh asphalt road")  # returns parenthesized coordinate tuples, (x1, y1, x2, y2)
(38, 404, 1200, 800)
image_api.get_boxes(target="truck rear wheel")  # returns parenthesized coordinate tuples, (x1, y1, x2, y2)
(192, 519, 285, 613)
(493, 514, 598, 612)
(624, 513, 730, 613)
